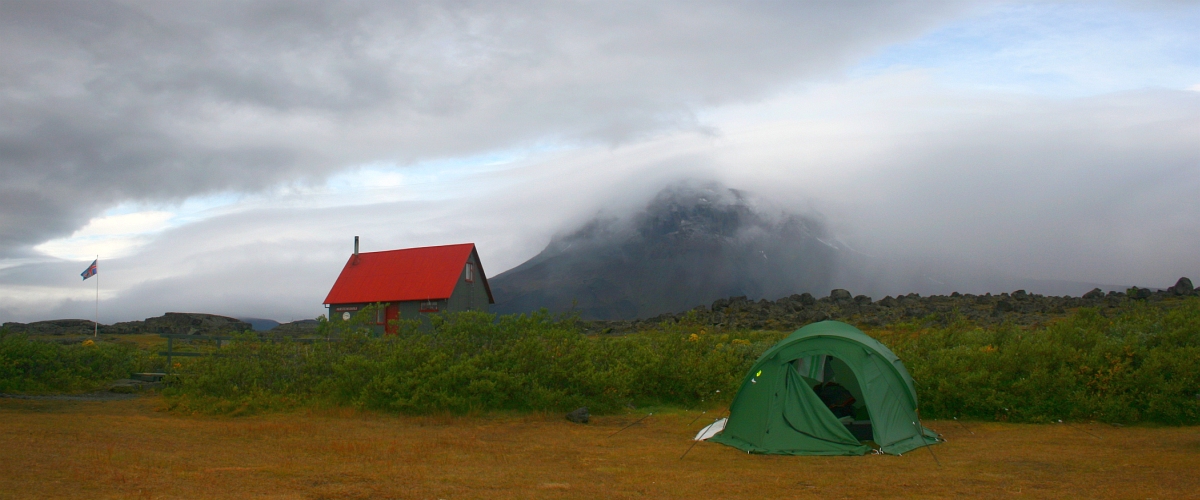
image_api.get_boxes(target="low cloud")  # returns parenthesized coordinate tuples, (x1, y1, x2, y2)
(7, 76, 1196, 323)
(0, 0, 966, 256)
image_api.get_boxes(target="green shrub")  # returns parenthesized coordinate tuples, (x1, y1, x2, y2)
(0, 331, 158, 393)
(878, 299, 1200, 424)
(163, 309, 780, 415)
(11, 298, 1197, 425)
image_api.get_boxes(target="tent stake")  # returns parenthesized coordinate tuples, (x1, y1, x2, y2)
(953, 417, 974, 435)
(609, 413, 652, 437)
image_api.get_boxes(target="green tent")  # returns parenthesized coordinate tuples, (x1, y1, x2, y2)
(710, 321, 941, 455)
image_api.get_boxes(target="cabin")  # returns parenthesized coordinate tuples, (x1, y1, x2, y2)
(323, 239, 494, 334)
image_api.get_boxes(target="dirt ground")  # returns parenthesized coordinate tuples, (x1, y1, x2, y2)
(1, 396, 1196, 499)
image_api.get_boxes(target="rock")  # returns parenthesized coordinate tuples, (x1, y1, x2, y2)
(829, 289, 852, 304)
(994, 300, 1014, 313)
(1169, 277, 1194, 296)
(1083, 288, 1104, 299)
(2, 319, 100, 336)
(566, 407, 590, 424)
(798, 293, 816, 306)
(3, 313, 253, 337)
(144, 313, 252, 335)
(1011, 290, 1028, 300)
(853, 295, 872, 305)
(1127, 287, 1152, 300)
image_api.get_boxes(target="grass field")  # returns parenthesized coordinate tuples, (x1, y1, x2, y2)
(1, 396, 1196, 499)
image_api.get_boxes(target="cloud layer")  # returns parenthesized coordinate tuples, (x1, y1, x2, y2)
(2, 1, 1198, 324)
(0, 0, 965, 256)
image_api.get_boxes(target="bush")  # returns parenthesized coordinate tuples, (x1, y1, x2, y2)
(877, 299, 1200, 424)
(13, 299, 1198, 425)
(0, 330, 158, 393)
(163, 309, 781, 415)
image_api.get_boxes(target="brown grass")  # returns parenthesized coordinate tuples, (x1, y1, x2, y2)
(1, 397, 1197, 499)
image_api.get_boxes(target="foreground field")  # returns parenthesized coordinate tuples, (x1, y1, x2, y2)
(1, 397, 1196, 499)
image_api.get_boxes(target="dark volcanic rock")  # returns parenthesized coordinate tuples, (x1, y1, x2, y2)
(829, 289, 852, 304)
(1128, 287, 1152, 300)
(1170, 277, 1194, 296)
(0, 319, 98, 336)
(490, 184, 845, 320)
(580, 276, 1195, 335)
(144, 313, 252, 335)
(566, 407, 590, 424)
(3, 312, 251, 336)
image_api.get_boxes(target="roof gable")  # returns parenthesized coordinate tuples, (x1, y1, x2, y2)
(323, 243, 486, 304)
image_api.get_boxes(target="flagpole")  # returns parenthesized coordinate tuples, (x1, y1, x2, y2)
(94, 255, 99, 338)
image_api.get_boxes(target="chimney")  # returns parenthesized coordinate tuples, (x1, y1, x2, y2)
(354, 236, 359, 256)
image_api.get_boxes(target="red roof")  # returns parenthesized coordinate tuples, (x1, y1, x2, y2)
(323, 243, 493, 305)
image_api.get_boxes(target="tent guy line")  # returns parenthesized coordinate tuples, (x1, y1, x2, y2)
(609, 413, 654, 438)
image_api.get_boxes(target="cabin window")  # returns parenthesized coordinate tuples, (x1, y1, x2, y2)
(465, 262, 475, 283)
(376, 307, 386, 325)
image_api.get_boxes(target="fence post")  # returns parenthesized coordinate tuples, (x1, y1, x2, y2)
(166, 336, 173, 374)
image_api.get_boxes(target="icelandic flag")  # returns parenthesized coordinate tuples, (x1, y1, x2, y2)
(81, 259, 97, 280)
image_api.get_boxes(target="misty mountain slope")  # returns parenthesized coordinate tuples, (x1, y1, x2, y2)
(491, 185, 849, 320)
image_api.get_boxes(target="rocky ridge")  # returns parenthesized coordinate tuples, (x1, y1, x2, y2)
(582, 277, 1197, 334)
(2, 312, 252, 337)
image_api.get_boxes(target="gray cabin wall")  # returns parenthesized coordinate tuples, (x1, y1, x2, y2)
(447, 251, 492, 314)
(327, 300, 447, 334)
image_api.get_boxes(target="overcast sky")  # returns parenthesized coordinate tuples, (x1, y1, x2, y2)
(1, 0, 1198, 323)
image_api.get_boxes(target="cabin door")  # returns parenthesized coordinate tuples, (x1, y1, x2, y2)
(384, 304, 400, 335)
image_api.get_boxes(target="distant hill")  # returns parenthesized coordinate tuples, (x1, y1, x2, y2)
(240, 318, 281, 332)
(490, 184, 849, 320)
(2, 313, 252, 336)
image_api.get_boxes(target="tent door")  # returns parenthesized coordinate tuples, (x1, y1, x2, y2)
(795, 354, 874, 443)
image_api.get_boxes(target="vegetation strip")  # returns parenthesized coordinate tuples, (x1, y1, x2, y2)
(2, 297, 1198, 425)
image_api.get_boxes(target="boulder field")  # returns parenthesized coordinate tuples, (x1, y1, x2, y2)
(582, 277, 1197, 334)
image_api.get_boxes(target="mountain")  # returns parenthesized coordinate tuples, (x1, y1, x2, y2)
(490, 184, 850, 320)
